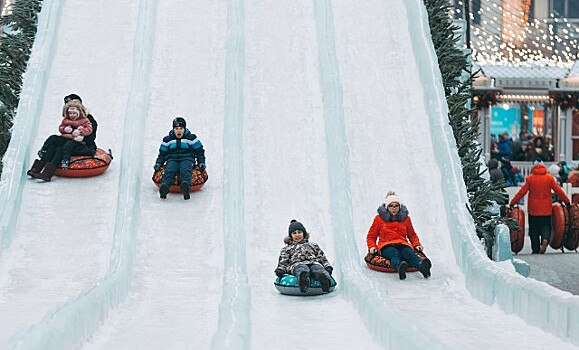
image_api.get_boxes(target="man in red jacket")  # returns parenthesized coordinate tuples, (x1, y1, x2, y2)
(510, 159, 570, 254)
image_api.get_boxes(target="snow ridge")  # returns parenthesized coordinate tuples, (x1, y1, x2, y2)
(0, 0, 64, 254)
(211, 0, 251, 349)
(6, 0, 157, 348)
(313, 1, 446, 349)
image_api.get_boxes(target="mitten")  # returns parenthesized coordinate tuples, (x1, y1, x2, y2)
(72, 129, 81, 137)
(274, 268, 285, 278)
(74, 135, 84, 142)
(325, 266, 333, 275)
(64, 126, 73, 133)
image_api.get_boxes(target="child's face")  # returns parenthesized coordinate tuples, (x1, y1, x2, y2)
(290, 230, 304, 243)
(173, 126, 185, 138)
(67, 107, 80, 120)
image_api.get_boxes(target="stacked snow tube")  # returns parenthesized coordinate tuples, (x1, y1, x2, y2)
(564, 203, 579, 251)
(504, 206, 525, 254)
(551, 202, 569, 250)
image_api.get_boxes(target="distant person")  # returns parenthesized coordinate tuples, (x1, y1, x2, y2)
(366, 191, 431, 280)
(500, 158, 516, 186)
(510, 159, 570, 254)
(274, 220, 333, 293)
(487, 159, 504, 183)
(497, 132, 512, 160)
(511, 166, 525, 186)
(154, 116, 206, 200)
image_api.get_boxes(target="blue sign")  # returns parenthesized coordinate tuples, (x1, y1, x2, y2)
(491, 107, 521, 138)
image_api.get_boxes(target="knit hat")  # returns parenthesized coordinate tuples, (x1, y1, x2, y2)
(288, 219, 307, 236)
(384, 190, 401, 207)
(533, 158, 544, 166)
(64, 94, 82, 103)
(173, 116, 186, 128)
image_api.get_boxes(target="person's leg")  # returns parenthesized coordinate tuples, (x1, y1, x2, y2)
(528, 215, 541, 254)
(61, 141, 80, 168)
(293, 264, 311, 293)
(399, 245, 421, 267)
(159, 160, 178, 199)
(310, 264, 331, 293)
(381, 245, 406, 279)
(38, 135, 66, 157)
(179, 160, 193, 200)
(537, 216, 552, 254)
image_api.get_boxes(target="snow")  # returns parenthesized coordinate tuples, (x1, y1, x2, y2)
(0, 0, 579, 349)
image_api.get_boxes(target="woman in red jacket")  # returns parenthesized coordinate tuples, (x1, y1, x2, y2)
(510, 159, 570, 254)
(367, 191, 431, 280)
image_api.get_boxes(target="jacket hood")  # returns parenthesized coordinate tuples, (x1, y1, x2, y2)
(532, 164, 547, 175)
(488, 159, 499, 169)
(377, 203, 409, 222)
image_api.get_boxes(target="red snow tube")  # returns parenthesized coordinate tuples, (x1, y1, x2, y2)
(152, 165, 208, 193)
(550, 202, 569, 250)
(564, 203, 579, 251)
(364, 250, 427, 273)
(505, 206, 525, 254)
(54, 148, 112, 178)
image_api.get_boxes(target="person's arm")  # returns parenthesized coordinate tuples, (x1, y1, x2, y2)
(366, 216, 381, 252)
(510, 179, 530, 206)
(405, 217, 422, 248)
(552, 178, 570, 204)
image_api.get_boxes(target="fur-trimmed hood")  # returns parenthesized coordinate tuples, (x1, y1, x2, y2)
(377, 203, 409, 222)
(283, 234, 310, 245)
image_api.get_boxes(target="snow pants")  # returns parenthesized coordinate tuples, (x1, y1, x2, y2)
(161, 159, 193, 187)
(528, 215, 551, 254)
(380, 244, 421, 270)
(293, 263, 331, 281)
(40, 135, 93, 165)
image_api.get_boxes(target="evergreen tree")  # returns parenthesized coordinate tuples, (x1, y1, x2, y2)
(0, 0, 43, 173)
(423, 0, 515, 257)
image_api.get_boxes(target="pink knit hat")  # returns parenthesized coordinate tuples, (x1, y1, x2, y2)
(384, 190, 401, 207)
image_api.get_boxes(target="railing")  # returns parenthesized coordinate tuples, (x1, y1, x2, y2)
(511, 161, 555, 178)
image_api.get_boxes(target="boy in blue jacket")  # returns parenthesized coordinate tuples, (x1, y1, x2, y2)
(154, 116, 206, 200)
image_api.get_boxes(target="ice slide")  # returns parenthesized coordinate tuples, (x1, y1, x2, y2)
(0, 0, 578, 349)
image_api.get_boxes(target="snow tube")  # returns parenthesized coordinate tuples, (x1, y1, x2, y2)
(54, 148, 112, 178)
(364, 250, 427, 273)
(505, 206, 525, 254)
(274, 274, 337, 296)
(563, 203, 579, 251)
(152, 165, 208, 193)
(550, 202, 569, 250)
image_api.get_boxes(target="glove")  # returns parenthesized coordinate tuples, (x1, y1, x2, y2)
(414, 245, 424, 252)
(198, 163, 206, 171)
(74, 135, 84, 142)
(72, 129, 81, 137)
(64, 126, 73, 133)
(369, 247, 378, 254)
(274, 268, 285, 278)
(325, 266, 333, 275)
(154, 163, 162, 171)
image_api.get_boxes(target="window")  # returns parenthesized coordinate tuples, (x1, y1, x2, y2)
(551, 0, 579, 18)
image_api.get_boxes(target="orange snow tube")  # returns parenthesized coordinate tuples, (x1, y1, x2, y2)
(364, 250, 427, 273)
(152, 165, 208, 193)
(550, 202, 569, 250)
(54, 148, 112, 178)
(505, 206, 525, 254)
(563, 203, 579, 251)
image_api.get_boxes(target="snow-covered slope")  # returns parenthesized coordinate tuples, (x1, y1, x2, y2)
(1, 0, 579, 349)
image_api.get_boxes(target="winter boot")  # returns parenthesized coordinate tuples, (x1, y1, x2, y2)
(180, 181, 191, 200)
(540, 240, 549, 254)
(60, 159, 70, 169)
(298, 271, 310, 293)
(34, 162, 57, 182)
(397, 261, 408, 280)
(319, 274, 331, 293)
(27, 159, 44, 177)
(417, 258, 432, 278)
(159, 184, 170, 199)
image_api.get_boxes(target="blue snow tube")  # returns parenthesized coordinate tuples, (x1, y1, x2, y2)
(274, 274, 337, 296)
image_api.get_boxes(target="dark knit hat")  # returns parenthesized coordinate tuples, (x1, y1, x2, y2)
(288, 219, 307, 236)
(64, 94, 82, 103)
(173, 116, 186, 128)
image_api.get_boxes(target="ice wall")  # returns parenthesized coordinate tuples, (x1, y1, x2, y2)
(0, 0, 63, 254)
(6, 0, 157, 348)
(315, 1, 446, 349)
(404, 0, 579, 344)
(210, 0, 251, 349)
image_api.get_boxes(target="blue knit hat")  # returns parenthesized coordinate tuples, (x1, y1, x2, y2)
(288, 219, 307, 236)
